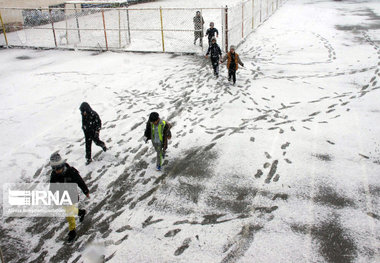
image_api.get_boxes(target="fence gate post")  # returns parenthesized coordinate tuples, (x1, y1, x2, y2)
(118, 9, 121, 48)
(101, 9, 108, 50)
(126, 6, 131, 44)
(225, 5, 228, 53)
(74, 4, 81, 42)
(159, 7, 165, 52)
(252, 0, 254, 29)
(241, 2, 244, 39)
(49, 9, 58, 47)
(0, 11, 8, 46)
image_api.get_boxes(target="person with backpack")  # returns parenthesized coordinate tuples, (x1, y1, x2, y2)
(193, 11, 205, 47)
(49, 152, 89, 243)
(205, 36, 222, 78)
(79, 102, 107, 165)
(221, 45, 244, 85)
(144, 112, 172, 171)
(205, 22, 219, 47)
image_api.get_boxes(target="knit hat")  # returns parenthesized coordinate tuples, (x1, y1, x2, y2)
(210, 22, 214, 26)
(211, 36, 217, 42)
(50, 153, 66, 168)
(149, 112, 159, 122)
(230, 45, 236, 50)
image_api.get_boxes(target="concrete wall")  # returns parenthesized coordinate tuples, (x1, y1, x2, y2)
(0, 0, 65, 25)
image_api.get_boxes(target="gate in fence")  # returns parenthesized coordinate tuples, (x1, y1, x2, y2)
(0, 0, 284, 53)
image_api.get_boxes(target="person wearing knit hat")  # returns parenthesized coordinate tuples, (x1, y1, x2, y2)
(221, 45, 244, 85)
(143, 112, 172, 171)
(49, 152, 89, 243)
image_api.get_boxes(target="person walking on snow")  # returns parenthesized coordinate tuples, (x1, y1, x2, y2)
(221, 45, 244, 85)
(79, 102, 107, 165)
(144, 112, 172, 171)
(49, 153, 89, 243)
(205, 37, 222, 78)
(205, 22, 219, 46)
(193, 11, 204, 47)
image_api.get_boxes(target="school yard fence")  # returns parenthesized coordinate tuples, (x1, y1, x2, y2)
(0, 0, 285, 53)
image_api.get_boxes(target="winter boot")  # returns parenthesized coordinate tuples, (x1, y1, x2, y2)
(156, 165, 161, 171)
(86, 158, 92, 165)
(102, 144, 107, 152)
(78, 209, 86, 223)
(67, 229, 77, 243)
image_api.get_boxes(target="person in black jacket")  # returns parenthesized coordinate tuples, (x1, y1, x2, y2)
(79, 102, 107, 165)
(205, 37, 222, 78)
(144, 112, 172, 171)
(205, 22, 219, 46)
(49, 153, 89, 243)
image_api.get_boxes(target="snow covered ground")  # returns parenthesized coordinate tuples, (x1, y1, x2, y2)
(1, 0, 380, 262)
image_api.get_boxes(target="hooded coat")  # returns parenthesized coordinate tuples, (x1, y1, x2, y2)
(80, 102, 102, 136)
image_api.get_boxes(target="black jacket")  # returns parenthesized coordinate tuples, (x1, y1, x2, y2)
(80, 102, 101, 135)
(144, 120, 172, 149)
(206, 43, 222, 59)
(50, 163, 89, 195)
(205, 28, 219, 39)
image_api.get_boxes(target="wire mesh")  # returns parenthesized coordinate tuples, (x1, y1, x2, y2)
(0, 1, 285, 52)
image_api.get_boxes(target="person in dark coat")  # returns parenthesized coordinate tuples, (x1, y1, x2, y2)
(193, 11, 205, 47)
(221, 45, 244, 85)
(205, 22, 219, 46)
(205, 37, 222, 78)
(79, 102, 107, 165)
(144, 112, 172, 171)
(49, 152, 89, 243)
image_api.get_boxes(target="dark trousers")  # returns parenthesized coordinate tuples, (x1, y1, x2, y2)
(211, 57, 220, 76)
(85, 132, 105, 159)
(228, 68, 236, 83)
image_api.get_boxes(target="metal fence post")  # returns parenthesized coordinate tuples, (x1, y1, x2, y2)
(118, 9, 121, 48)
(74, 4, 81, 42)
(126, 6, 131, 44)
(225, 5, 228, 53)
(49, 9, 58, 47)
(241, 2, 244, 39)
(252, 0, 255, 29)
(159, 7, 165, 52)
(101, 9, 108, 50)
(0, 11, 8, 46)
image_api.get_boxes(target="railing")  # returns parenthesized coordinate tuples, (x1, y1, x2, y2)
(0, 0, 284, 53)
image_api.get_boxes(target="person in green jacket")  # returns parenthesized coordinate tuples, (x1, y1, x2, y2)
(144, 112, 172, 171)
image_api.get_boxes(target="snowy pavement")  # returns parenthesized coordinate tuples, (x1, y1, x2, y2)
(1, 0, 380, 262)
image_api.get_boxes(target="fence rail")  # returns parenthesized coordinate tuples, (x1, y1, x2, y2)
(0, 0, 285, 53)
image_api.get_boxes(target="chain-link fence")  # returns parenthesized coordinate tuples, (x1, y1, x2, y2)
(0, 0, 285, 53)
